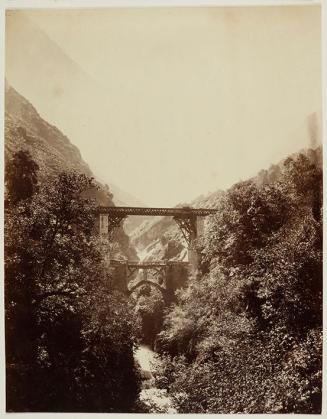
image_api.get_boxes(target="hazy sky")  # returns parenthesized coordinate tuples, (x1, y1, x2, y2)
(6, 6, 322, 206)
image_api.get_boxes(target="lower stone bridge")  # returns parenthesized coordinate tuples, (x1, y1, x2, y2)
(108, 259, 189, 303)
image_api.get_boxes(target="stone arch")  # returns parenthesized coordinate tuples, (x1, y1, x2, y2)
(128, 279, 167, 301)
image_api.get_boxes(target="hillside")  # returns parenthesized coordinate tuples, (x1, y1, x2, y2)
(154, 145, 322, 413)
(254, 145, 322, 186)
(131, 145, 322, 263)
(5, 82, 93, 177)
(5, 11, 101, 157)
(5, 82, 137, 259)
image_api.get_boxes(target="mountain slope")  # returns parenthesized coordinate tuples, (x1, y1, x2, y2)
(5, 82, 137, 259)
(5, 82, 94, 177)
(5, 11, 147, 214)
(5, 11, 98, 145)
(131, 145, 322, 263)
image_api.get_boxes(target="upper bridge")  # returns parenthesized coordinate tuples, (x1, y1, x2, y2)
(98, 206, 217, 246)
(98, 206, 217, 217)
(98, 205, 217, 273)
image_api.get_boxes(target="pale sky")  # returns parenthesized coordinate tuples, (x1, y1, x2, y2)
(6, 6, 322, 206)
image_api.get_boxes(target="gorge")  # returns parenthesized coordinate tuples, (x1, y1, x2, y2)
(4, 83, 323, 414)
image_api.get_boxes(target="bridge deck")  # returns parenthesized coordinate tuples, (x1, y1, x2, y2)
(109, 259, 189, 267)
(98, 206, 217, 217)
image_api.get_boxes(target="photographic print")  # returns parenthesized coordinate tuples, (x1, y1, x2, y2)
(3, 2, 323, 414)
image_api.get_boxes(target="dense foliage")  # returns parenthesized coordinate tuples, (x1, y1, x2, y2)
(155, 150, 322, 413)
(5, 150, 141, 412)
(132, 284, 165, 348)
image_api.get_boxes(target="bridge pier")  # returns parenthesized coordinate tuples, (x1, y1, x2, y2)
(173, 214, 204, 274)
(188, 248, 199, 274)
(99, 213, 126, 239)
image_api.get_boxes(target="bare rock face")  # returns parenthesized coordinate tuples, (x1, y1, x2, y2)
(131, 191, 224, 262)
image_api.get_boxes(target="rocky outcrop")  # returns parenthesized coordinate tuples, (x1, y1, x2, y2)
(131, 191, 224, 262)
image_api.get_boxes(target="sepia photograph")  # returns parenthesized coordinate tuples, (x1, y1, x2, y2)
(3, 1, 323, 414)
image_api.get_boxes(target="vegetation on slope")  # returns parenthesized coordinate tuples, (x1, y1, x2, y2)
(132, 285, 166, 348)
(154, 149, 322, 414)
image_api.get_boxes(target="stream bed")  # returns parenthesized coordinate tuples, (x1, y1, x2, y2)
(134, 345, 176, 413)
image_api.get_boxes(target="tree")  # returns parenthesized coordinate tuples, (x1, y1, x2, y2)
(5, 154, 141, 412)
(5, 149, 39, 204)
(155, 149, 322, 413)
(133, 284, 165, 348)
